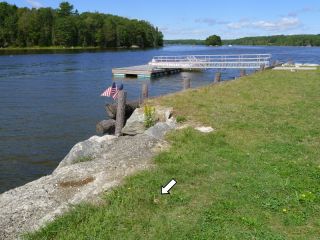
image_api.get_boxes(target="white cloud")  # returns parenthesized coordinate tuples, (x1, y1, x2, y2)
(160, 26, 210, 37)
(26, 0, 43, 9)
(195, 18, 228, 26)
(252, 17, 300, 31)
(227, 19, 251, 29)
(226, 17, 300, 31)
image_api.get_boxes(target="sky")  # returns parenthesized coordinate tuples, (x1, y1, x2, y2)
(5, 0, 320, 39)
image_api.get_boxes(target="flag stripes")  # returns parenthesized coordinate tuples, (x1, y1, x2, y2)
(101, 82, 123, 99)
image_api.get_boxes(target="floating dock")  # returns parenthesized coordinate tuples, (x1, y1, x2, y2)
(112, 65, 181, 78)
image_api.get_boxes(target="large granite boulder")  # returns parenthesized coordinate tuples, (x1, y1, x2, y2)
(144, 120, 176, 140)
(121, 108, 145, 135)
(0, 134, 161, 240)
(56, 135, 117, 170)
(122, 106, 173, 136)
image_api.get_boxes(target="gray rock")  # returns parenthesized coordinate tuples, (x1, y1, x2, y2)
(121, 108, 145, 135)
(122, 106, 174, 136)
(154, 106, 173, 122)
(56, 135, 117, 170)
(0, 106, 177, 240)
(0, 133, 160, 240)
(144, 121, 176, 140)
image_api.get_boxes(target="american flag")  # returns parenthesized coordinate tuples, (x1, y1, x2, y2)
(112, 83, 123, 99)
(101, 82, 117, 97)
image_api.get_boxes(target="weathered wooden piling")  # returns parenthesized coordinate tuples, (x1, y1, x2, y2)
(105, 101, 139, 120)
(214, 72, 221, 83)
(115, 90, 127, 136)
(142, 83, 149, 100)
(260, 64, 265, 71)
(183, 77, 191, 90)
(240, 69, 246, 77)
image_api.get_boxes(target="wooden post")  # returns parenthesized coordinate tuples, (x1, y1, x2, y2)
(115, 90, 127, 136)
(183, 77, 191, 90)
(214, 72, 221, 83)
(142, 83, 149, 100)
(240, 69, 246, 77)
(260, 64, 265, 71)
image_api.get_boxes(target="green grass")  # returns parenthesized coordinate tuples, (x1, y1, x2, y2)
(25, 69, 320, 239)
(176, 115, 187, 123)
(73, 155, 94, 164)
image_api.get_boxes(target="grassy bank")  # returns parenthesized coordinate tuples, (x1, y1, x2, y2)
(26, 69, 320, 239)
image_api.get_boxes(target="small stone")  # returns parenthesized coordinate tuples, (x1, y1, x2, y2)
(154, 106, 173, 122)
(145, 122, 175, 140)
(195, 126, 215, 133)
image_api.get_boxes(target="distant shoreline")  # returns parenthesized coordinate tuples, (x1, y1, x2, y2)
(0, 46, 147, 51)
(1, 44, 319, 53)
(0, 46, 163, 55)
(0, 46, 99, 50)
(165, 34, 320, 47)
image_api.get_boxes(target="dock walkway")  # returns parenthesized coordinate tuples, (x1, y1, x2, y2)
(112, 65, 180, 78)
(149, 54, 271, 69)
(112, 54, 272, 79)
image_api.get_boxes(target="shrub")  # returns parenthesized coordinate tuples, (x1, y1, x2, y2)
(144, 105, 156, 128)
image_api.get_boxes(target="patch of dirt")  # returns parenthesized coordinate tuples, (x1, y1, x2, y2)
(58, 177, 95, 188)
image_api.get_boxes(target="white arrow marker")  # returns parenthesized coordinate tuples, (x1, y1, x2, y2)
(161, 179, 177, 194)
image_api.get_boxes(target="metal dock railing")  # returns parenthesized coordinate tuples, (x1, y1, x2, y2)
(149, 54, 271, 69)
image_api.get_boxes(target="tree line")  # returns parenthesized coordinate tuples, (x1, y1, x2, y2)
(0, 2, 163, 48)
(164, 35, 223, 46)
(164, 39, 205, 45)
(223, 35, 320, 47)
(165, 35, 320, 47)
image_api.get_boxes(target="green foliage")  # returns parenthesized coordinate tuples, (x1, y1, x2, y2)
(176, 115, 187, 123)
(74, 155, 94, 163)
(205, 35, 222, 46)
(57, 2, 75, 17)
(0, 2, 163, 48)
(224, 34, 320, 46)
(144, 105, 156, 128)
(164, 39, 205, 45)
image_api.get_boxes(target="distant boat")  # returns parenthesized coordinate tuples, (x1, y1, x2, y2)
(228, 44, 233, 47)
(130, 45, 140, 49)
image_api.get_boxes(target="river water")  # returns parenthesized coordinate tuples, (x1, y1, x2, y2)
(0, 45, 319, 193)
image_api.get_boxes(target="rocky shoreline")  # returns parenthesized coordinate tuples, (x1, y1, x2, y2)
(0, 107, 176, 240)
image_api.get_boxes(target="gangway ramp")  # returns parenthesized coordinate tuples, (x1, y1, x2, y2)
(149, 54, 271, 69)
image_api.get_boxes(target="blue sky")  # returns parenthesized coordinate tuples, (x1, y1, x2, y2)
(6, 0, 320, 39)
